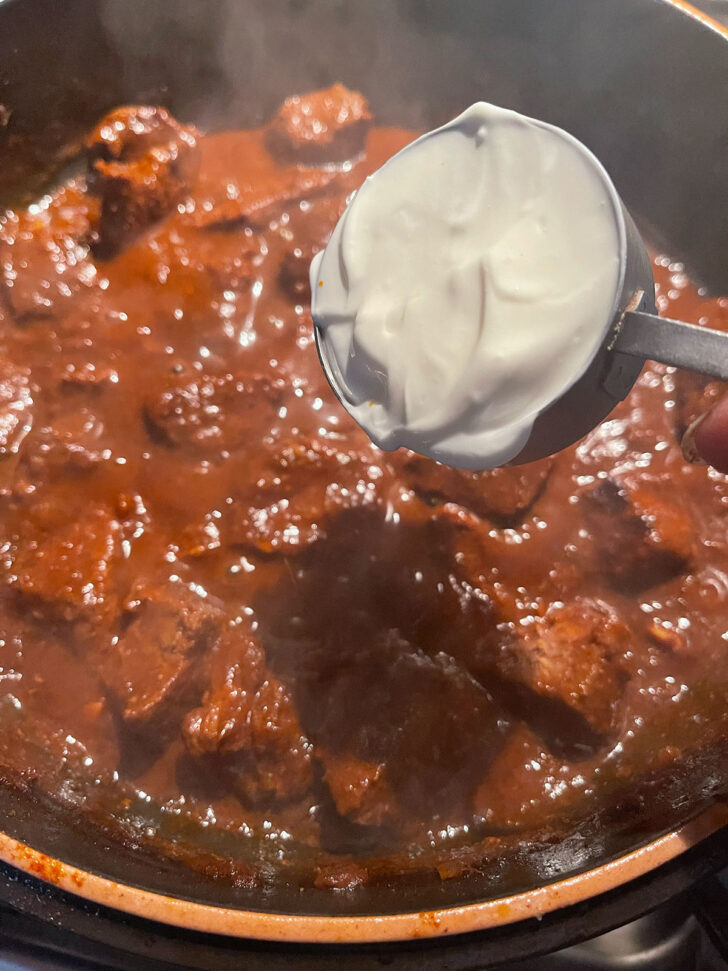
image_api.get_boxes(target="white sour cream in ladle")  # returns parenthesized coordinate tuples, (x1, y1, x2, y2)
(310, 102, 626, 469)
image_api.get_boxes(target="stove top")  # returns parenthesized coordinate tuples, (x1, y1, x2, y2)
(0, 862, 725, 970)
(0, 891, 725, 970)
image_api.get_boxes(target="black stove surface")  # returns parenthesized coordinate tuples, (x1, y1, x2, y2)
(0, 892, 725, 970)
(0, 858, 725, 971)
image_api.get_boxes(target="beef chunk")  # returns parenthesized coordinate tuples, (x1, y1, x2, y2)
(580, 477, 694, 593)
(267, 84, 372, 164)
(277, 196, 346, 302)
(181, 512, 222, 559)
(278, 243, 314, 303)
(319, 751, 393, 828)
(188, 132, 341, 230)
(401, 454, 553, 524)
(17, 407, 107, 482)
(143, 370, 284, 456)
(183, 628, 313, 804)
(184, 632, 268, 756)
(492, 599, 630, 743)
(278, 247, 314, 303)
(233, 674, 313, 804)
(275, 628, 508, 827)
(472, 725, 581, 829)
(0, 358, 32, 458)
(313, 861, 367, 890)
(100, 581, 221, 729)
(176, 221, 262, 294)
(60, 360, 118, 392)
(253, 512, 510, 828)
(189, 169, 339, 231)
(0, 185, 99, 322)
(227, 437, 389, 554)
(103, 216, 262, 327)
(9, 504, 120, 624)
(87, 106, 200, 257)
(320, 644, 507, 825)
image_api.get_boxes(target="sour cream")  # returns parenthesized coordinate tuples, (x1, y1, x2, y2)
(310, 102, 624, 469)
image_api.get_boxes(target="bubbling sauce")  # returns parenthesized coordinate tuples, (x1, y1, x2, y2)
(0, 87, 725, 890)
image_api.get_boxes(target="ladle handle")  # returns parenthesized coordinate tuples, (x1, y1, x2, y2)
(615, 311, 728, 382)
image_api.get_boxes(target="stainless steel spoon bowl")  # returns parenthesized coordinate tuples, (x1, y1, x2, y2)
(313, 114, 728, 468)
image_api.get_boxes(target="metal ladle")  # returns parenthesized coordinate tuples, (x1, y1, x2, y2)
(313, 119, 728, 468)
(510, 203, 728, 465)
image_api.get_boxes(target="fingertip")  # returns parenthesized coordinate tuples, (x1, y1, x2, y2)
(690, 394, 728, 474)
(681, 415, 707, 466)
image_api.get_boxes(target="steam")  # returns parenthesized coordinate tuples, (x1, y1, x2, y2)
(98, 0, 498, 133)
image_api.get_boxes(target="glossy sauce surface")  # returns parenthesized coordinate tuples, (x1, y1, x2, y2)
(0, 88, 726, 890)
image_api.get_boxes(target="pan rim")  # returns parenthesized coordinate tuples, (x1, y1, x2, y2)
(0, 804, 724, 943)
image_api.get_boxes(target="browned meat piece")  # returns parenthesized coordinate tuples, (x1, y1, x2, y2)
(189, 165, 340, 231)
(250, 510, 511, 829)
(277, 196, 346, 302)
(267, 84, 372, 164)
(175, 220, 262, 294)
(234, 675, 313, 805)
(0, 359, 32, 458)
(472, 725, 582, 829)
(87, 106, 197, 167)
(347, 646, 509, 823)
(278, 244, 322, 303)
(100, 580, 221, 729)
(0, 184, 99, 322)
(87, 106, 200, 257)
(278, 247, 315, 303)
(97, 216, 262, 330)
(181, 512, 222, 559)
(9, 504, 120, 624)
(143, 370, 284, 456)
(313, 861, 367, 890)
(184, 630, 267, 756)
(401, 454, 553, 524)
(184, 628, 313, 804)
(17, 407, 107, 482)
(226, 437, 390, 554)
(319, 751, 393, 828)
(278, 626, 509, 827)
(187, 131, 342, 230)
(580, 477, 694, 593)
(491, 599, 630, 742)
(60, 360, 118, 392)
(416, 499, 625, 753)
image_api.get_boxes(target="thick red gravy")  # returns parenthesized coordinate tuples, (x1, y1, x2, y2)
(0, 86, 725, 891)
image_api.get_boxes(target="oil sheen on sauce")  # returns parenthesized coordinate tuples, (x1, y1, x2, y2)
(0, 86, 725, 891)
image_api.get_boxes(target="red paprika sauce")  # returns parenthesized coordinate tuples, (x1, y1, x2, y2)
(0, 86, 725, 890)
